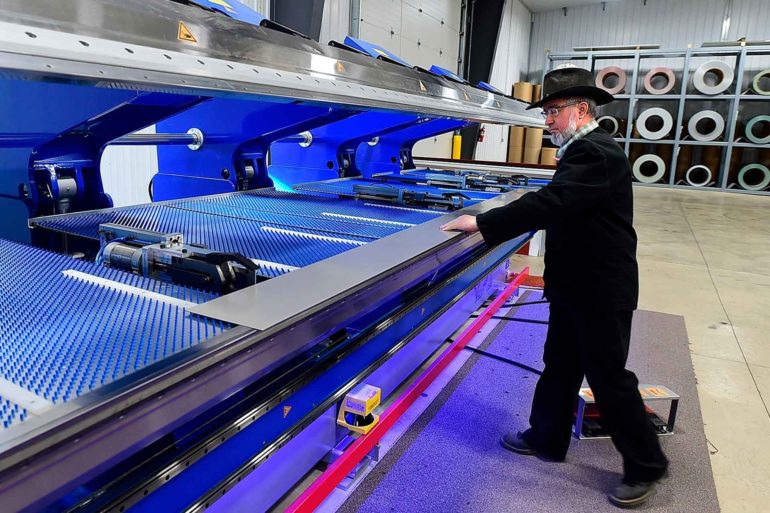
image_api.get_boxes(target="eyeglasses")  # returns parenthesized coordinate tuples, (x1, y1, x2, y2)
(540, 101, 582, 119)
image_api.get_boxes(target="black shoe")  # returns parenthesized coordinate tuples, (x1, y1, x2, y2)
(607, 480, 659, 508)
(500, 431, 537, 455)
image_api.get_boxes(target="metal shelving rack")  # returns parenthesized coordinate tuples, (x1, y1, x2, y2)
(544, 44, 770, 195)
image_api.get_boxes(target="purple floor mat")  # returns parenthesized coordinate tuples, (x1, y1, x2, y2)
(336, 298, 719, 513)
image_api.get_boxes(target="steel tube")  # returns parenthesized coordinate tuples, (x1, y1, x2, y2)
(109, 133, 197, 146)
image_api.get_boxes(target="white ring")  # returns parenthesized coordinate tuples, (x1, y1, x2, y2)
(687, 110, 725, 141)
(632, 154, 666, 183)
(636, 108, 673, 140)
(693, 60, 734, 95)
(738, 163, 770, 191)
(597, 115, 619, 136)
(685, 165, 712, 187)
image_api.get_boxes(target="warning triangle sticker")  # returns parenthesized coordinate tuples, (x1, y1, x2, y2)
(178, 21, 197, 43)
(283, 405, 292, 418)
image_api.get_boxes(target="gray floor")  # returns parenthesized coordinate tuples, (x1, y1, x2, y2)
(337, 295, 719, 513)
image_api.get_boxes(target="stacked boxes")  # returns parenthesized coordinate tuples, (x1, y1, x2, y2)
(507, 82, 555, 166)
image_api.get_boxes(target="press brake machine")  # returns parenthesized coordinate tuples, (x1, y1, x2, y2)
(0, 1, 545, 511)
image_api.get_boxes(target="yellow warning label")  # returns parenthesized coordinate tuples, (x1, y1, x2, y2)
(418, 80, 427, 92)
(283, 405, 292, 418)
(178, 21, 197, 43)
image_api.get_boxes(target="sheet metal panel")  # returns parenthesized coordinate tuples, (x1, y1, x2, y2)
(293, 177, 501, 202)
(192, 189, 526, 330)
(187, 189, 441, 225)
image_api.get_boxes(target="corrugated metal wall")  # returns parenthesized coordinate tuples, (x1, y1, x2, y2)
(528, 0, 770, 80)
(475, 0, 532, 162)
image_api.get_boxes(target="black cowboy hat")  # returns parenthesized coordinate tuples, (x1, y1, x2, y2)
(527, 67, 614, 110)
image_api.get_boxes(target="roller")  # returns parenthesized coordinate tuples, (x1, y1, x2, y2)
(745, 115, 770, 145)
(738, 163, 770, 191)
(596, 66, 627, 94)
(685, 164, 713, 187)
(752, 69, 770, 96)
(632, 154, 666, 183)
(693, 60, 733, 95)
(597, 115, 620, 136)
(636, 107, 673, 140)
(687, 110, 725, 141)
(643, 67, 676, 95)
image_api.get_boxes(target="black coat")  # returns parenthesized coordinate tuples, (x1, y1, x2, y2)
(476, 127, 638, 311)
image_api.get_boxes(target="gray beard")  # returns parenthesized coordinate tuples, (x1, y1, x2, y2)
(550, 112, 579, 146)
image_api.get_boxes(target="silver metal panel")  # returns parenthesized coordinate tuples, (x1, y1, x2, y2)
(412, 158, 555, 178)
(0, 0, 542, 127)
(191, 190, 525, 329)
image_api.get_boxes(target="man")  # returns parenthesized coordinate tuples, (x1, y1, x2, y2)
(440, 67, 668, 508)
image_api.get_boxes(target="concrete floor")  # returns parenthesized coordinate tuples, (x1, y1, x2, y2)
(509, 186, 770, 513)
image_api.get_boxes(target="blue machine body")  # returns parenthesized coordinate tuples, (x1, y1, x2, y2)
(343, 36, 413, 68)
(188, 0, 266, 25)
(0, 81, 205, 242)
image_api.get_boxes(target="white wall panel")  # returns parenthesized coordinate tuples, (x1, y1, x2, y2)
(320, 0, 351, 44)
(359, 0, 461, 158)
(241, 0, 270, 18)
(475, 0, 532, 162)
(100, 126, 157, 207)
(361, 0, 403, 37)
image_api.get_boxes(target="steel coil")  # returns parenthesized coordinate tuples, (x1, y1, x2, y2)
(632, 154, 666, 183)
(752, 69, 770, 96)
(597, 115, 620, 136)
(745, 115, 770, 145)
(693, 60, 733, 95)
(636, 108, 673, 140)
(738, 163, 770, 191)
(685, 164, 713, 187)
(596, 66, 627, 94)
(687, 110, 724, 141)
(643, 67, 676, 95)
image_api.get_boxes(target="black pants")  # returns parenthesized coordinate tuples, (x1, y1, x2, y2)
(522, 301, 668, 482)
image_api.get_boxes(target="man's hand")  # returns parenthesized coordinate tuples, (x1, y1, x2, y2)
(440, 214, 479, 233)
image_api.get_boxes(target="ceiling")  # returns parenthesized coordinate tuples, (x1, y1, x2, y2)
(519, 0, 625, 14)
